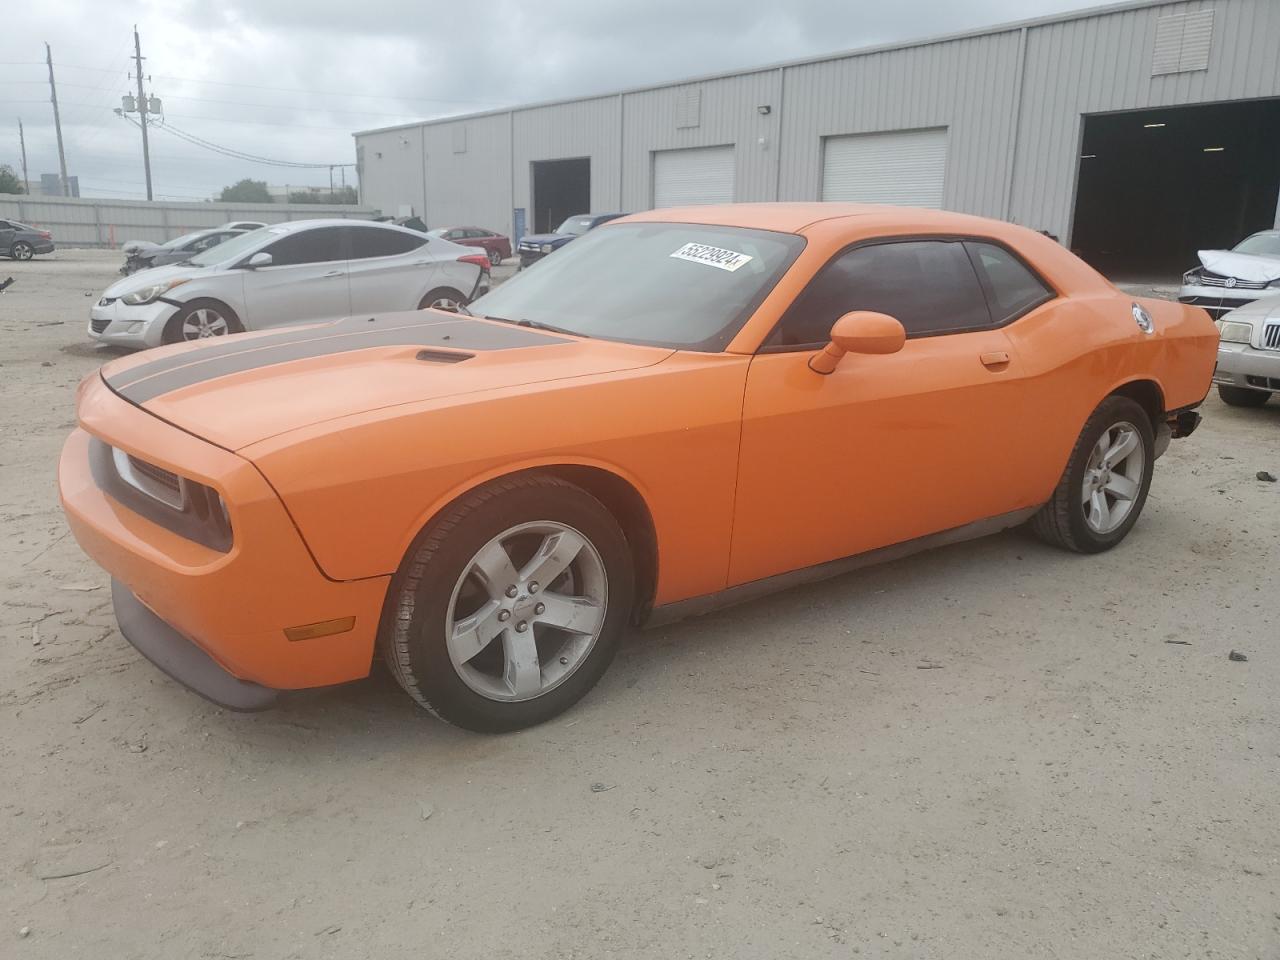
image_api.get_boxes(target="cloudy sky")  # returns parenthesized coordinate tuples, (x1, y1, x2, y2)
(5, 0, 1102, 201)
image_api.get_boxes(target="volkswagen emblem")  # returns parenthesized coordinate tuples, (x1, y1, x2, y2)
(1225, 276, 1238, 288)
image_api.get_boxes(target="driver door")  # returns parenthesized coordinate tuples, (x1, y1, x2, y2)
(240, 226, 351, 329)
(728, 238, 1037, 586)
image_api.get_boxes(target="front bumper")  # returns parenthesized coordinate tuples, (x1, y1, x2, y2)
(89, 297, 180, 349)
(59, 375, 389, 702)
(517, 245, 549, 268)
(1178, 281, 1274, 319)
(1213, 341, 1280, 392)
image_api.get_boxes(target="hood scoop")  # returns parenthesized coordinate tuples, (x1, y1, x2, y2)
(415, 349, 473, 364)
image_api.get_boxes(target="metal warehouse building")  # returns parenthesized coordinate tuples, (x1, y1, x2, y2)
(354, 0, 1280, 275)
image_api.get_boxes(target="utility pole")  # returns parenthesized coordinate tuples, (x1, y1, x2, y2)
(133, 26, 153, 201)
(18, 119, 30, 194)
(45, 43, 69, 196)
(328, 165, 334, 199)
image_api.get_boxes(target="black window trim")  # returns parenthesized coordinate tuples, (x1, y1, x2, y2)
(757, 232, 1060, 354)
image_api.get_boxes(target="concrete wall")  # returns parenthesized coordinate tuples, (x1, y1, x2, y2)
(0, 196, 380, 248)
(355, 0, 1280, 242)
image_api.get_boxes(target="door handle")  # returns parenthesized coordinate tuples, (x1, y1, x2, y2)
(980, 351, 1011, 368)
(322, 270, 345, 278)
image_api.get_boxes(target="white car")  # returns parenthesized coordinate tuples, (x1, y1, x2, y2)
(91, 219, 490, 349)
(1179, 229, 1280, 319)
(1212, 295, 1280, 408)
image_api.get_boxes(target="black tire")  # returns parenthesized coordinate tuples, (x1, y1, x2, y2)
(488, 248, 503, 267)
(1217, 384, 1270, 407)
(1030, 395, 1155, 554)
(380, 474, 635, 733)
(417, 286, 469, 311)
(161, 299, 243, 345)
(11, 241, 34, 261)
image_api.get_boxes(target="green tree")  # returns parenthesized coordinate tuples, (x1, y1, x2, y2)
(0, 164, 25, 194)
(288, 186, 358, 205)
(218, 179, 272, 203)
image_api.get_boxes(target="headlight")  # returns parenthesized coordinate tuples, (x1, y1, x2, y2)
(1182, 269, 1201, 285)
(540, 244, 554, 254)
(1217, 320, 1253, 343)
(120, 277, 189, 305)
(1269, 278, 1280, 288)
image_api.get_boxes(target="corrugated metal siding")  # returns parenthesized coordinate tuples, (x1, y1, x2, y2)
(354, 0, 1280, 244)
(777, 29, 1023, 217)
(1009, 0, 1280, 241)
(513, 96, 621, 216)
(357, 127, 427, 219)
(621, 70, 780, 210)
(0, 196, 376, 247)
(422, 113, 512, 235)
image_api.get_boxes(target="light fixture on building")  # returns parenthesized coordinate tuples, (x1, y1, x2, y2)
(1081, 153, 1098, 159)
(1143, 122, 1166, 128)
(1203, 146, 1225, 152)
(757, 105, 771, 115)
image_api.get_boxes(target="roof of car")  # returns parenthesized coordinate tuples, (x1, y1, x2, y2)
(619, 203, 1020, 235)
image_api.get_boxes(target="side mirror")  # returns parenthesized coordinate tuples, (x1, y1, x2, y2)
(244, 251, 273, 269)
(808, 311, 906, 374)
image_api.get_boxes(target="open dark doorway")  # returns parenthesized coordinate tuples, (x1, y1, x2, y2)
(1070, 99, 1280, 278)
(531, 158, 590, 233)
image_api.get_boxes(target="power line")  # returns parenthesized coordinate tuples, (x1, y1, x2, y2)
(122, 113, 349, 169)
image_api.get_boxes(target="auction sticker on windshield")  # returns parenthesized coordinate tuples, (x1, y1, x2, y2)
(670, 242, 754, 272)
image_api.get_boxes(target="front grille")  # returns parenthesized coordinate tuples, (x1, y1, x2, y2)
(128, 455, 181, 497)
(1246, 375, 1280, 390)
(1199, 271, 1270, 291)
(1264, 323, 1280, 351)
(90, 316, 110, 334)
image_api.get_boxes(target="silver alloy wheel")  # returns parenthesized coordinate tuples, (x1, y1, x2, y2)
(446, 520, 608, 702)
(1081, 420, 1144, 534)
(488, 248, 502, 266)
(12, 242, 33, 261)
(181, 307, 229, 340)
(431, 296, 462, 311)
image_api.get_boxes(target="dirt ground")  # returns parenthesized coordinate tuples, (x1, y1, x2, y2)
(2, 249, 1277, 959)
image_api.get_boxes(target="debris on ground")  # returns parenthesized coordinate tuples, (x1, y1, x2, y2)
(1257, 471, 1277, 483)
(1164, 639, 1192, 645)
(419, 803, 434, 821)
(590, 782, 616, 793)
(1228, 650, 1249, 662)
(19, 926, 31, 938)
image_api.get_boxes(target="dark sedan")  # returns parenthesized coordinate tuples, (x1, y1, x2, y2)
(0, 219, 55, 260)
(428, 226, 511, 266)
(516, 213, 623, 268)
(120, 227, 250, 275)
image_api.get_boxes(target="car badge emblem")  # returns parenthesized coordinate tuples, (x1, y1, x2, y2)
(1225, 276, 1237, 288)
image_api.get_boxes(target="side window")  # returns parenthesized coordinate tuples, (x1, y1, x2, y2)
(346, 226, 426, 260)
(965, 241, 1054, 323)
(265, 228, 346, 266)
(768, 240, 992, 347)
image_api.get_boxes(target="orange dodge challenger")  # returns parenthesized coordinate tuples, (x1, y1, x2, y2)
(59, 204, 1217, 731)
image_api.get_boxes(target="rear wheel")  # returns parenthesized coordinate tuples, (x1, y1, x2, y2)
(162, 299, 243, 344)
(381, 474, 634, 732)
(1031, 395, 1154, 554)
(488, 248, 503, 267)
(417, 287, 469, 311)
(11, 241, 34, 261)
(1218, 384, 1270, 407)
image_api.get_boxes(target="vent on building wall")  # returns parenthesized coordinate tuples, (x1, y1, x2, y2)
(676, 88, 701, 129)
(1151, 9, 1215, 76)
(453, 126, 467, 154)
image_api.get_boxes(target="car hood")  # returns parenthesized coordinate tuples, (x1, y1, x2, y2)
(98, 310, 673, 451)
(122, 241, 164, 256)
(1197, 250, 1280, 283)
(101, 264, 204, 298)
(1221, 291, 1280, 320)
(520, 232, 571, 245)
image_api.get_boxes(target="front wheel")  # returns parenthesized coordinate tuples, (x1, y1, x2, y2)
(1218, 384, 1270, 407)
(1030, 395, 1154, 554)
(381, 474, 635, 732)
(162, 300, 243, 344)
(488, 248, 503, 267)
(11, 242, 34, 261)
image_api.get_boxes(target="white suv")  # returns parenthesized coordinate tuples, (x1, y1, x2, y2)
(90, 219, 489, 349)
(1212, 296, 1280, 407)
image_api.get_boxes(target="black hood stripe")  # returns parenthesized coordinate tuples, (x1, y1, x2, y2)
(105, 314, 566, 405)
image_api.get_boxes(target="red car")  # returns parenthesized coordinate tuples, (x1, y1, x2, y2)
(428, 227, 511, 266)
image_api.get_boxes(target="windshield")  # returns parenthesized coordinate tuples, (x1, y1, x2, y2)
(555, 216, 595, 236)
(470, 222, 805, 351)
(1233, 232, 1280, 258)
(165, 230, 206, 249)
(187, 225, 279, 267)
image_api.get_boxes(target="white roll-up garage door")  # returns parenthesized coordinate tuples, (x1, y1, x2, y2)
(821, 128, 948, 208)
(653, 145, 736, 208)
